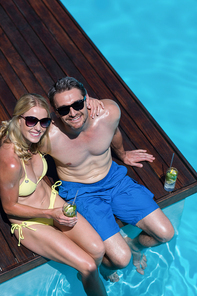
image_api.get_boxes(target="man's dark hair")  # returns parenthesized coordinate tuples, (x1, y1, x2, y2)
(48, 77, 87, 109)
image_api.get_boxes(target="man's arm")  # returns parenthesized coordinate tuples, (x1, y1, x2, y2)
(111, 127, 155, 168)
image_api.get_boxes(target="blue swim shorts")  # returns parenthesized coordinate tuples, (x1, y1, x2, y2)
(59, 161, 159, 241)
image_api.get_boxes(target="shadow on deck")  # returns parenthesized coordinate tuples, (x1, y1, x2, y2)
(0, 0, 197, 284)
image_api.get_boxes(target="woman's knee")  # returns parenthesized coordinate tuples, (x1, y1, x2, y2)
(89, 239, 105, 263)
(79, 258, 98, 278)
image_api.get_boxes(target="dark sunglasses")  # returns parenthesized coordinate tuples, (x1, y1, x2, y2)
(56, 96, 86, 116)
(20, 116, 51, 128)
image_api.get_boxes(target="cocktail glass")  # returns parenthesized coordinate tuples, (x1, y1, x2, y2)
(164, 167, 178, 192)
(63, 202, 77, 217)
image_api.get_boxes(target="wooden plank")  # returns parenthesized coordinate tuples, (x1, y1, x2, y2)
(0, 200, 47, 284)
(0, 231, 17, 272)
(0, 203, 39, 261)
(0, 42, 27, 100)
(2, 0, 64, 83)
(0, 75, 17, 116)
(13, 0, 100, 96)
(0, 257, 48, 284)
(0, 3, 51, 96)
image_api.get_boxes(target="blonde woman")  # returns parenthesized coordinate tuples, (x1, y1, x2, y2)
(0, 93, 107, 296)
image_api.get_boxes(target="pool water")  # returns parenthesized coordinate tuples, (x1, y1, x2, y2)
(1, 1, 197, 295)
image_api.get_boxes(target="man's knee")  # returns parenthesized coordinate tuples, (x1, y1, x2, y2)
(109, 247, 131, 269)
(104, 232, 132, 269)
(138, 208, 175, 244)
(117, 251, 131, 269)
(157, 223, 175, 243)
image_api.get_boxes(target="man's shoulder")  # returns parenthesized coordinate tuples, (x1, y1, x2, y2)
(101, 98, 119, 108)
(100, 99, 121, 121)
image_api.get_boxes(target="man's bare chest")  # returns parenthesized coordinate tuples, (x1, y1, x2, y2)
(50, 129, 113, 166)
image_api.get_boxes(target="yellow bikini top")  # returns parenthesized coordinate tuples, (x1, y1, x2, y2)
(19, 153, 48, 196)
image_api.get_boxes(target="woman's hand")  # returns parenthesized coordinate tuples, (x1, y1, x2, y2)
(86, 94, 104, 118)
(51, 207, 78, 227)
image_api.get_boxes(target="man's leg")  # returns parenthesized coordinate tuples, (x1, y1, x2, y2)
(100, 232, 131, 282)
(125, 208, 174, 274)
(110, 171, 174, 275)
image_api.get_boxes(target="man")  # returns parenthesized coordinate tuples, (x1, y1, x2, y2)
(44, 77, 174, 281)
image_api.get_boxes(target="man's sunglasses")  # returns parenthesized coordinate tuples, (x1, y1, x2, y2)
(20, 116, 51, 128)
(56, 96, 86, 116)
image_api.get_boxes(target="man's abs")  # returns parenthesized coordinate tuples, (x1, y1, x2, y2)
(56, 149, 112, 183)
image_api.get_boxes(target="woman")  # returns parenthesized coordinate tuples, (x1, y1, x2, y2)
(0, 94, 107, 296)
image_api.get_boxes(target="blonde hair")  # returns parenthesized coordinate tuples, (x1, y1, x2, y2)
(0, 94, 51, 161)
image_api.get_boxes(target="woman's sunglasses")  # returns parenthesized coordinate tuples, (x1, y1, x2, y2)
(56, 96, 86, 116)
(20, 116, 51, 128)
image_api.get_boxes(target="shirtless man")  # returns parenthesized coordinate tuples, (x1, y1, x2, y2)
(43, 77, 174, 281)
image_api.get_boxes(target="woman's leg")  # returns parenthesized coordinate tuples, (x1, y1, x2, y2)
(54, 212, 105, 267)
(54, 195, 105, 267)
(14, 224, 107, 296)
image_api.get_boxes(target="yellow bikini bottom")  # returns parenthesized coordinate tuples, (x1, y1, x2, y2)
(11, 181, 62, 246)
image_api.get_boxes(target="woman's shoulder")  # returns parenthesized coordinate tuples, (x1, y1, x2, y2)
(0, 143, 23, 199)
(0, 143, 21, 173)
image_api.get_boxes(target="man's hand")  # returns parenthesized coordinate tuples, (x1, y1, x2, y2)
(121, 149, 155, 168)
(86, 95, 104, 118)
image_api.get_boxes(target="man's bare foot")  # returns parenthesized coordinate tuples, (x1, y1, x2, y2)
(103, 271, 119, 282)
(124, 236, 147, 275)
(99, 265, 120, 282)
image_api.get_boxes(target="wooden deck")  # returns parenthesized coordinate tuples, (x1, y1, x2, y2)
(0, 0, 197, 284)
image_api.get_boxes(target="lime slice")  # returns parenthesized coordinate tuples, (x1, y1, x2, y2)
(165, 170, 177, 184)
(63, 204, 76, 217)
(66, 207, 74, 213)
(170, 169, 177, 175)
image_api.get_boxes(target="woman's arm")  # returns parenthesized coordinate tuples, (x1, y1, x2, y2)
(86, 94, 105, 118)
(0, 151, 76, 227)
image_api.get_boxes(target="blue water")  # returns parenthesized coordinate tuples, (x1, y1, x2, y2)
(1, 1, 197, 295)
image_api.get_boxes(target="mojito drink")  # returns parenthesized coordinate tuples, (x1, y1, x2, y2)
(164, 167, 178, 192)
(63, 203, 77, 217)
